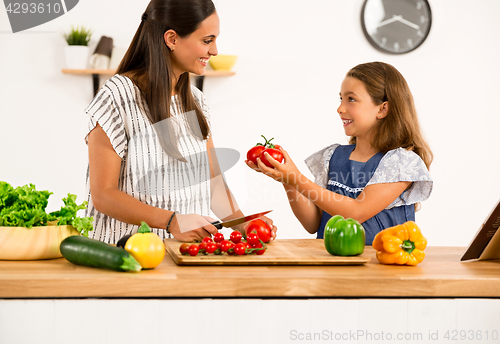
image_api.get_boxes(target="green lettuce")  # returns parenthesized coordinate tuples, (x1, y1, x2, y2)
(0, 181, 93, 236)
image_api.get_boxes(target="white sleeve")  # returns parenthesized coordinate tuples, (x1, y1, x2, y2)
(191, 85, 211, 125)
(304, 144, 340, 188)
(84, 84, 128, 159)
(366, 148, 433, 208)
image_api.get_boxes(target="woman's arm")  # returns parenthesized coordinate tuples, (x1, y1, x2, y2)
(88, 124, 217, 241)
(256, 149, 411, 224)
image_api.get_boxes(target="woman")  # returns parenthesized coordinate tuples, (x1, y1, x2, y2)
(84, 0, 276, 243)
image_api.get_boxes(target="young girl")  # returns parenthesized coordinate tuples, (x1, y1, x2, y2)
(247, 62, 432, 244)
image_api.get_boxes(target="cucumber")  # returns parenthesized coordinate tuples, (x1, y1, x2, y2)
(60, 235, 141, 272)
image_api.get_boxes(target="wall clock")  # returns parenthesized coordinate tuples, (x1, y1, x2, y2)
(361, 0, 432, 54)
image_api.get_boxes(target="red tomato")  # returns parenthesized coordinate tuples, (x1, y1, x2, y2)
(251, 242, 266, 255)
(234, 243, 247, 255)
(213, 232, 225, 243)
(198, 242, 208, 254)
(246, 232, 260, 245)
(188, 244, 199, 256)
(220, 240, 233, 253)
(202, 237, 213, 243)
(246, 219, 271, 243)
(230, 231, 243, 244)
(179, 243, 190, 255)
(259, 148, 284, 168)
(247, 145, 266, 165)
(205, 242, 218, 254)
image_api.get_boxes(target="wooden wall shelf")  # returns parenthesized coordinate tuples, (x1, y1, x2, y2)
(62, 69, 236, 94)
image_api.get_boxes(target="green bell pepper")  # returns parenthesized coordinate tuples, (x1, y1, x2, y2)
(324, 215, 365, 256)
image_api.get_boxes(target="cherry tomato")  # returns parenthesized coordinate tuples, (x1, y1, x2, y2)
(220, 240, 233, 253)
(247, 145, 266, 165)
(213, 232, 225, 243)
(205, 242, 218, 254)
(202, 236, 213, 243)
(179, 243, 190, 255)
(234, 243, 247, 256)
(230, 231, 243, 244)
(259, 148, 284, 168)
(198, 242, 208, 254)
(246, 232, 260, 245)
(188, 244, 199, 256)
(251, 242, 266, 255)
(246, 219, 271, 243)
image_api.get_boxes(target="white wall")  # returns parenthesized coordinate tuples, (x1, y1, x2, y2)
(2, 298, 500, 344)
(1, 0, 500, 246)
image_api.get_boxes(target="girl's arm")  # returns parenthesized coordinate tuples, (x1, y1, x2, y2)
(88, 124, 217, 241)
(257, 149, 411, 224)
(247, 159, 321, 234)
(207, 137, 277, 239)
(283, 184, 323, 234)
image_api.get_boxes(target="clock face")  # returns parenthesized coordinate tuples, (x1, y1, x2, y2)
(361, 0, 432, 54)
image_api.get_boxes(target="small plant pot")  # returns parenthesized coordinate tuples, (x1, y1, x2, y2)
(65, 45, 90, 69)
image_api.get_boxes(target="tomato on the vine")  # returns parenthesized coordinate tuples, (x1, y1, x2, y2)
(246, 232, 260, 245)
(188, 244, 199, 256)
(220, 240, 233, 253)
(247, 145, 266, 165)
(198, 242, 208, 254)
(230, 231, 243, 244)
(247, 135, 283, 167)
(234, 243, 247, 256)
(260, 148, 284, 168)
(213, 232, 225, 243)
(246, 219, 272, 243)
(179, 243, 190, 255)
(205, 242, 218, 254)
(252, 242, 266, 255)
(202, 237, 213, 243)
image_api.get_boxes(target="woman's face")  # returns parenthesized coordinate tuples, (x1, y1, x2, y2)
(168, 12, 220, 77)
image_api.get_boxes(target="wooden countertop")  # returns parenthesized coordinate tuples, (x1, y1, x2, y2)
(1, 240, 499, 298)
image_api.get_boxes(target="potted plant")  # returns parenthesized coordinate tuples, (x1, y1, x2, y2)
(63, 25, 92, 69)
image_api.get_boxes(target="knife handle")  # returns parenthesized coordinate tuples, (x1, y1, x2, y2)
(210, 221, 223, 230)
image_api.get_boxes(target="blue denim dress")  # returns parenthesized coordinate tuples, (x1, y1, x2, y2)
(314, 145, 426, 245)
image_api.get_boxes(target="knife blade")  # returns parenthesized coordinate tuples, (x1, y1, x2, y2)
(210, 210, 272, 230)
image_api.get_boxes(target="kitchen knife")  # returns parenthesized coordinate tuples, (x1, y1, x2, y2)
(210, 210, 272, 230)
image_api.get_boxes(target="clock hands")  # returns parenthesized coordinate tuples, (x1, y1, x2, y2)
(376, 15, 420, 30)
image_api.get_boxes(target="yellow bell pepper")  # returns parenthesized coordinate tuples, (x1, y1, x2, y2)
(125, 222, 165, 269)
(372, 221, 427, 266)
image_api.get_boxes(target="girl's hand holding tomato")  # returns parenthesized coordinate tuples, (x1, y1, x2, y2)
(254, 148, 303, 187)
(246, 135, 283, 168)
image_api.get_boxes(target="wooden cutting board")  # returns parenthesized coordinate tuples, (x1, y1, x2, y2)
(164, 239, 370, 266)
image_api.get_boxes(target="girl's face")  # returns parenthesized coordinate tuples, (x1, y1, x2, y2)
(337, 76, 387, 140)
(167, 12, 220, 77)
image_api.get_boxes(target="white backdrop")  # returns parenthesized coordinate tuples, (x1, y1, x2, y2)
(1, 0, 500, 246)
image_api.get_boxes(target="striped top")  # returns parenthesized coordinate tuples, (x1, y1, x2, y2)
(84, 74, 211, 244)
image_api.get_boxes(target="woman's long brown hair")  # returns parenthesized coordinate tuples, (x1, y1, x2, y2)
(347, 62, 433, 170)
(116, 0, 214, 161)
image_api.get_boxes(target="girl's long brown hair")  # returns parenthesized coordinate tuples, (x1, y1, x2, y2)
(116, 0, 214, 162)
(347, 62, 433, 170)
